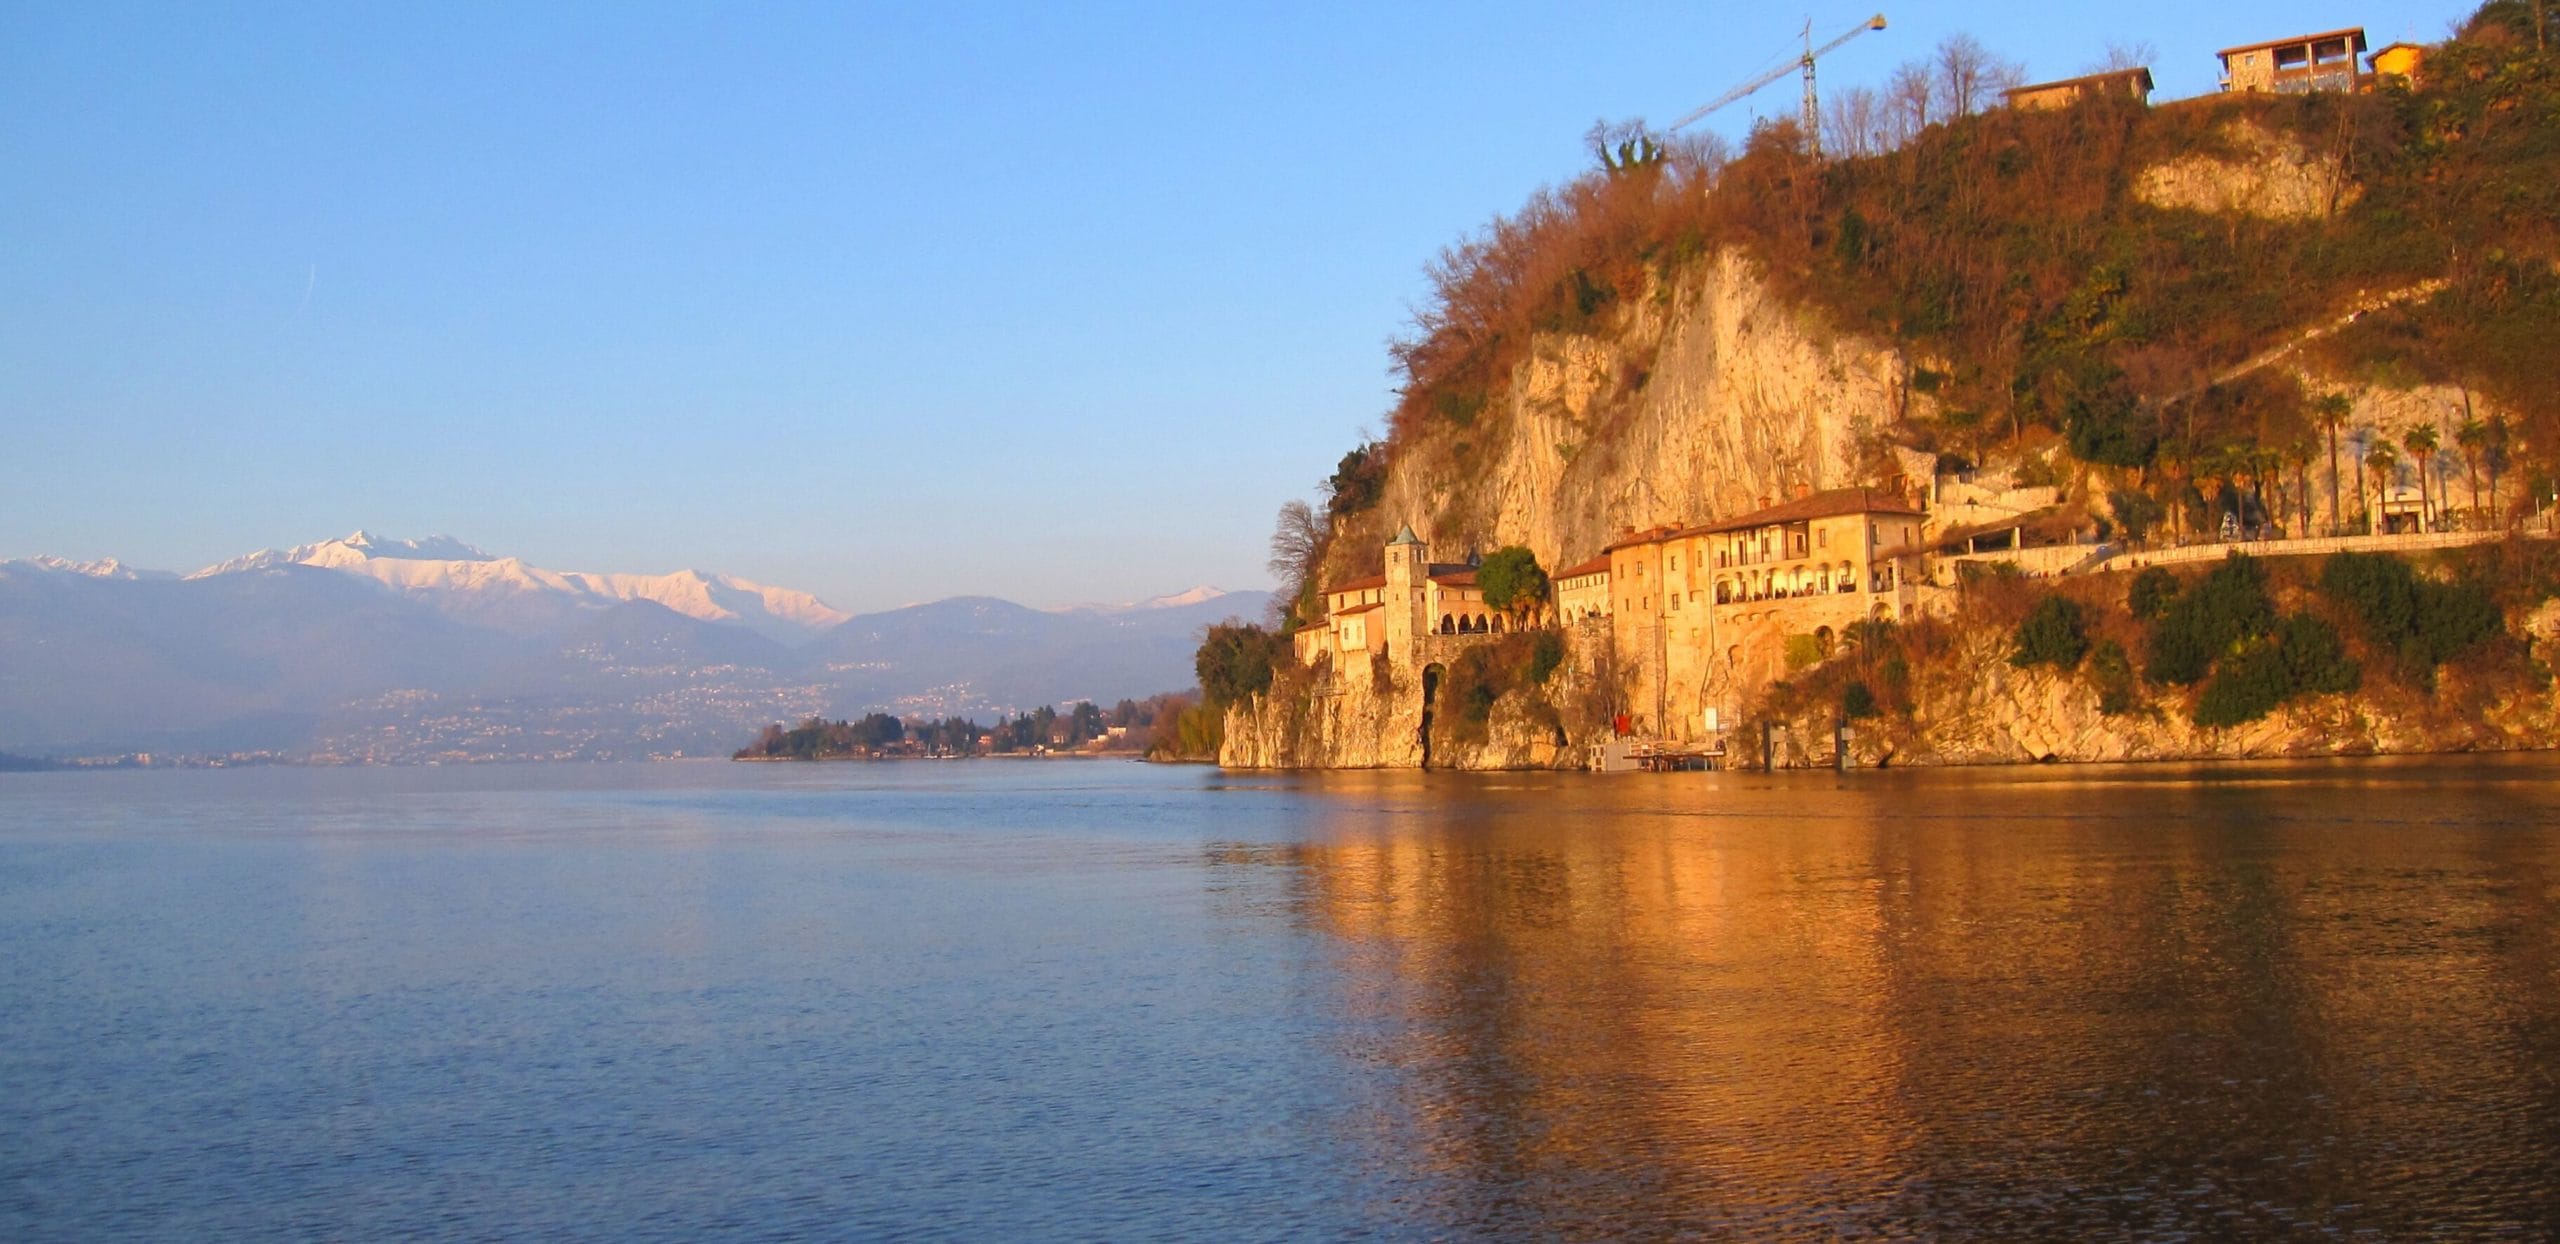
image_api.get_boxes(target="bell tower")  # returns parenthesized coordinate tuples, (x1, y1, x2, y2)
(1382, 524, 1427, 665)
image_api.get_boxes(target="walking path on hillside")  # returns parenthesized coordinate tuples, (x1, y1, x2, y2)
(2201, 278, 2450, 393)
(2082, 522, 2549, 576)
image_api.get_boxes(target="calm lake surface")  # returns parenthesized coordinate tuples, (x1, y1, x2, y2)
(4, 757, 2558, 1240)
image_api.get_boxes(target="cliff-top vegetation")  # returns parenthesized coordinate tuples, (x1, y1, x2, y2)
(1334, 4, 2554, 569)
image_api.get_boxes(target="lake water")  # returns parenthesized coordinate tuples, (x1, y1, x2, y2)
(3, 757, 2557, 1240)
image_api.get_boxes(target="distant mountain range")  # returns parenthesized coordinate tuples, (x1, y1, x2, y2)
(0, 534, 1265, 761)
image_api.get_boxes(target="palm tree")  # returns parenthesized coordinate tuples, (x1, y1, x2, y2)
(2314, 393, 2353, 536)
(2455, 415, 2487, 524)
(2365, 437, 2400, 534)
(2288, 433, 2321, 536)
(2403, 424, 2440, 531)
(2486, 414, 2511, 526)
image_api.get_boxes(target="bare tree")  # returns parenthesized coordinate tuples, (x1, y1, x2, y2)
(1886, 59, 1936, 142)
(1823, 84, 1889, 158)
(2087, 39, 2159, 73)
(1267, 500, 1328, 625)
(1935, 33, 2025, 117)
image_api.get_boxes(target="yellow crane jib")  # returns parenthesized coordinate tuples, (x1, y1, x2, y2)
(1670, 13, 1886, 160)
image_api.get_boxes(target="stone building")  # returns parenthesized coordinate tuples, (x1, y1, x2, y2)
(1295, 526, 1515, 678)
(2002, 66, 2155, 111)
(2218, 28, 2369, 94)
(1596, 488, 1927, 742)
(1296, 488, 1932, 747)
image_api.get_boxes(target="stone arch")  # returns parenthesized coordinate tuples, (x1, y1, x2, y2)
(1490, 614, 1507, 634)
(1439, 614, 1455, 635)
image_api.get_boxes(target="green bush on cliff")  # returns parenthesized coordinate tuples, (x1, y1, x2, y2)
(1526, 631, 1566, 685)
(2144, 554, 2275, 686)
(2087, 639, 2138, 715)
(2127, 567, 2180, 620)
(2192, 614, 2360, 728)
(2319, 551, 2503, 686)
(2010, 594, 2091, 670)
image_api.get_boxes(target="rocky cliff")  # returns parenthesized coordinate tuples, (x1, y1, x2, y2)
(1752, 612, 2560, 769)
(1327, 248, 1913, 584)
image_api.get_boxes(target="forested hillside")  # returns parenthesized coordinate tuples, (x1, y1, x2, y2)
(1288, 4, 2556, 613)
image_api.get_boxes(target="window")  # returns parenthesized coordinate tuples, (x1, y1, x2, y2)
(1671, 555, 1680, 571)
(1818, 529, 1827, 548)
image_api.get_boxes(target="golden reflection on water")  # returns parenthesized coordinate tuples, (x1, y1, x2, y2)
(1225, 762, 2560, 1235)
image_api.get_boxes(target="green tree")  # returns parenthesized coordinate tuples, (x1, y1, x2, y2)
(1195, 623, 1286, 706)
(2010, 594, 2091, 670)
(1325, 442, 1388, 518)
(2143, 554, 2274, 685)
(1476, 546, 1552, 624)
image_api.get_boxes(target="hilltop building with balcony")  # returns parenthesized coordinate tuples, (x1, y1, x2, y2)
(2219, 28, 2370, 94)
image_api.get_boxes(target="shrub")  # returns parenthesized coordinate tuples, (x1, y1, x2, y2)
(1325, 442, 1388, 518)
(1842, 681, 1880, 720)
(2277, 614, 2361, 697)
(2010, 594, 2091, 670)
(2087, 638, 2137, 715)
(1784, 633, 1824, 671)
(1526, 631, 1566, 685)
(2193, 640, 2290, 727)
(2191, 613, 2361, 728)
(2319, 550, 2504, 683)
(2127, 566, 2180, 620)
(2143, 554, 2274, 685)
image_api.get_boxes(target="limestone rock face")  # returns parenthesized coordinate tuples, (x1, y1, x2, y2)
(1219, 664, 1424, 770)
(1344, 249, 1910, 577)
(1762, 630, 2560, 769)
(2136, 120, 2361, 221)
(1219, 658, 1590, 771)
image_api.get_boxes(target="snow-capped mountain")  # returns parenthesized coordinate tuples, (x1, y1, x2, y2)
(186, 532, 851, 643)
(188, 531, 498, 576)
(1055, 584, 1242, 615)
(5, 555, 177, 580)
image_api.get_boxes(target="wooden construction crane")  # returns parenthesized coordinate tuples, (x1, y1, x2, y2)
(1671, 13, 1886, 159)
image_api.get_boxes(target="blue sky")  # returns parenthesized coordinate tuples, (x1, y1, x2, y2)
(2, 1, 2467, 612)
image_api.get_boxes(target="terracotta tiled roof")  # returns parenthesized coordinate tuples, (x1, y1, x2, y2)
(1428, 567, 1478, 587)
(1327, 574, 1387, 594)
(1557, 554, 1612, 579)
(1603, 525, 1684, 553)
(1332, 602, 1382, 617)
(2003, 66, 2154, 97)
(1683, 487, 1924, 537)
(2218, 27, 2366, 57)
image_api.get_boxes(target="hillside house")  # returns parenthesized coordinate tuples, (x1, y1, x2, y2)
(2219, 28, 2369, 94)
(2003, 66, 2155, 111)
(2370, 41, 2425, 85)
